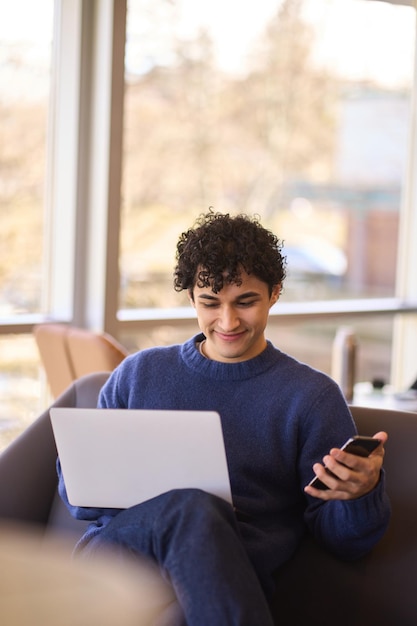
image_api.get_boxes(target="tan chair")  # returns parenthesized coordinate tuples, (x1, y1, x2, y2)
(33, 324, 75, 398)
(65, 326, 129, 379)
(34, 324, 129, 397)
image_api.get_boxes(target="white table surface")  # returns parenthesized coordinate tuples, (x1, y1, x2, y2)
(353, 382, 417, 413)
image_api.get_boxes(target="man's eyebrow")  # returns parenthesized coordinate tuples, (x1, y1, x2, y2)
(235, 291, 261, 300)
(197, 291, 261, 301)
(197, 294, 219, 301)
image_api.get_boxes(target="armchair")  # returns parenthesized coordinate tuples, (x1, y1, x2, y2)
(0, 372, 416, 625)
(34, 324, 129, 398)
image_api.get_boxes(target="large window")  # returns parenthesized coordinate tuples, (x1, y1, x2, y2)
(0, 0, 54, 316)
(121, 0, 415, 309)
(0, 0, 54, 450)
(119, 0, 416, 386)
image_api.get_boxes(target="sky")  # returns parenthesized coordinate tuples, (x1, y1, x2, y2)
(0, 0, 415, 94)
(0, 0, 53, 102)
(303, 0, 416, 88)
(0, 0, 53, 43)
(174, 0, 416, 88)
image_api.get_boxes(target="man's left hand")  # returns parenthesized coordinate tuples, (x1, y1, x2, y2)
(304, 431, 387, 500)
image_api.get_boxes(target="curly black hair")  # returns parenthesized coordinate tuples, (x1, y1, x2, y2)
(173, 211, 286, 295)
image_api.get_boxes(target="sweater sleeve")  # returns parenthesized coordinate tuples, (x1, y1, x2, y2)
(304, 472, 390, 559)
(299, 380, 391, 560)
(97, 362, 126, 408)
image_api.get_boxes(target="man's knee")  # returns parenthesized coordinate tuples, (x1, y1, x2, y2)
(157, 488, 235, 523)
(83, 489, 236, 555)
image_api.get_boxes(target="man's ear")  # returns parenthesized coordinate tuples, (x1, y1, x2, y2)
(188, 289, 195, 307)
(270, 284, 281, 306)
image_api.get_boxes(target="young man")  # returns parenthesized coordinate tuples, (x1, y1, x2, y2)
(58, 212, 390, 626)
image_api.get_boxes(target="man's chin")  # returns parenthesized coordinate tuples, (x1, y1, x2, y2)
(211, 341, 252, 363)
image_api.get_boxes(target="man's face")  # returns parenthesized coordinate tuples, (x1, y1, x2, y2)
(189, 270, 280, 363)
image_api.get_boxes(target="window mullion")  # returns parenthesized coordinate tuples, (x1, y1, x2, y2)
(392, 6, 417, 389)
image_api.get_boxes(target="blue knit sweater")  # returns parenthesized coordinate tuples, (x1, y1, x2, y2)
(58, 334, 390, 581)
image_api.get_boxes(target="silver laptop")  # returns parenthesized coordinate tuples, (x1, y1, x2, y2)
(50, 407, 232, 509)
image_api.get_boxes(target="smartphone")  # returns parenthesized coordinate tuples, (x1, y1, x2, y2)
(308, 435, 381, 490)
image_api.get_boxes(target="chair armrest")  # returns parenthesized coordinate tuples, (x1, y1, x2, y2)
(0, 407, 58, 525)
(0, 372, 111, 529)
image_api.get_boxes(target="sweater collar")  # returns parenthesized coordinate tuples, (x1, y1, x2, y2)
(181, 333, 279, 381)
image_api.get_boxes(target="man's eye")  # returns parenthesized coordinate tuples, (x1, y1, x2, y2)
(238, 300, 255, 307)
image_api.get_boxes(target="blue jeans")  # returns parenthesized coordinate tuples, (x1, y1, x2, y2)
(79, 488, 274, 626)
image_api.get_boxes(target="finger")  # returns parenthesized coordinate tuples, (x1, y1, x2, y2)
(304, 482, 352, 501)
(309, 462, 343, 490)
(372, 431, 388, 446)
(324, 453, 356, 479)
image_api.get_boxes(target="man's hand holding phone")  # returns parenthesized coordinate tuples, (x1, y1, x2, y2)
(304, 432, 388, 501)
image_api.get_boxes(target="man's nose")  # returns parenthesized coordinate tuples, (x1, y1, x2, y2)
(218, 306, 240, 331)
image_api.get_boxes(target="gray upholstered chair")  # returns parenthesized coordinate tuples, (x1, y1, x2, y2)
(1, 372, 416, 625)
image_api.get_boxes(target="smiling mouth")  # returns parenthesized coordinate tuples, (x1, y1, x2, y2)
(216, 331, 246, 342)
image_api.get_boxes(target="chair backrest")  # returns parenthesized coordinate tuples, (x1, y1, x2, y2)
(350, 404, 417, 508)
(34, 324, 128, 397)
(66, 326, 129, 379)
(34, 324, 75, 398)
(272, 403, 417, 626)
